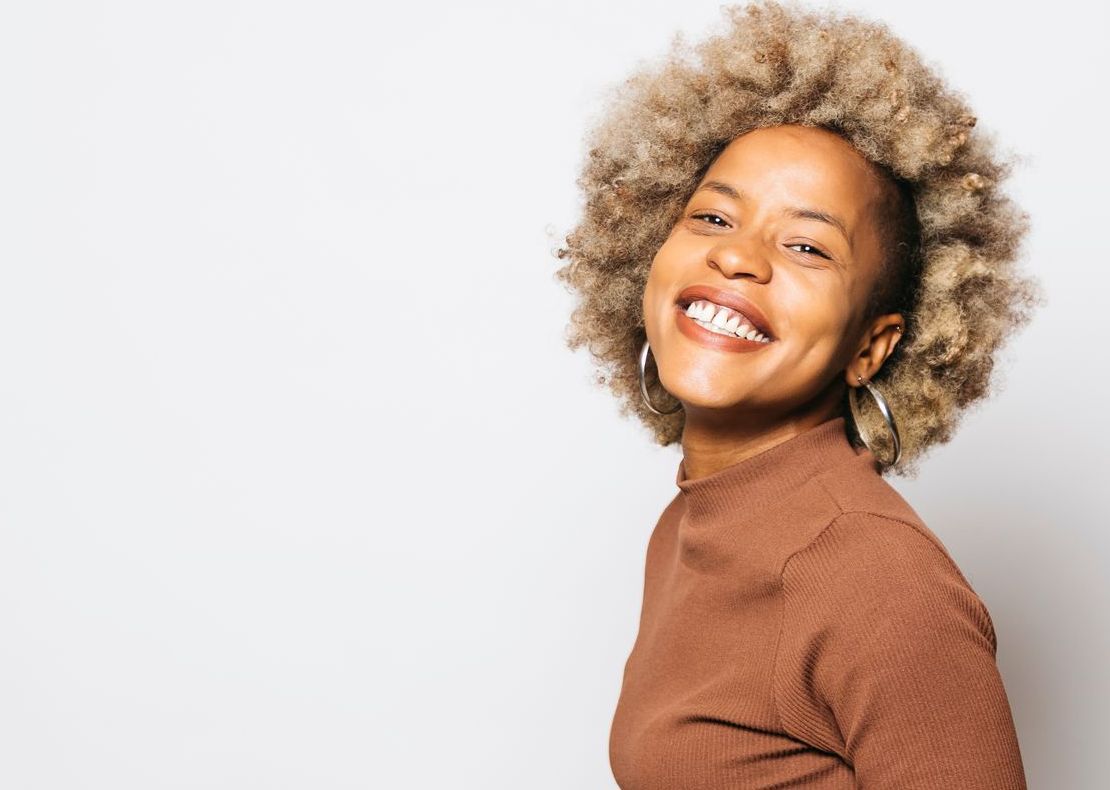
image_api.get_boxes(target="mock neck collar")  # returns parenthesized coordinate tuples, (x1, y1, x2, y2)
(675, 416, 872, 524)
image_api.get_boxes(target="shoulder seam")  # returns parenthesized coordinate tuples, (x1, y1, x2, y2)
(769, 503, 848, 739)
(770, 507, 983, 738)
(768, 476, 846, 734)
(813, 473, 845, 514)
(795, 498, 975, 591)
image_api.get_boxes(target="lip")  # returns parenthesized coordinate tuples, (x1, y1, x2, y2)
(674, 303, 771, 352)
(675, 285, 776, 340)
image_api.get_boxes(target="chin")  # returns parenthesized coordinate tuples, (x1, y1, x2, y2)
(659, 378, 759, 412)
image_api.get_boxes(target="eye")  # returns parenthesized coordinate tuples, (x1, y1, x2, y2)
(690, 212, 730, 228)
(786, 242, 831, 260)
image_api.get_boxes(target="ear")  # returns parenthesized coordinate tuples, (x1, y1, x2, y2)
(844, 313, 904, 386)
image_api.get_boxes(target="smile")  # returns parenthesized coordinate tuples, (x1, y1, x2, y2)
(683, 300, 772, 343)
(674, 302, 775, 352)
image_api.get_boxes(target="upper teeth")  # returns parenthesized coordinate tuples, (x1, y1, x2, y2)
(684, 299, 771, 343)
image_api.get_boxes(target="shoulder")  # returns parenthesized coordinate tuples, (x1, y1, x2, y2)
(780, 509, 997, 655)
(813, 450, 930, 532)
(800, 450, 981, 591)
(772, 515, 1024, 784)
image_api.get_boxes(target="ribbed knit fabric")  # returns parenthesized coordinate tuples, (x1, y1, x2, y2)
(609, 416, 1026, 789)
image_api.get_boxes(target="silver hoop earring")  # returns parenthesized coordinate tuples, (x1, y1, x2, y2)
(849, 374, 902, 466)
(638, 339, 682, 416)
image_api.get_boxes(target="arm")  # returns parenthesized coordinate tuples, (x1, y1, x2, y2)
(772, 511, 1027, 789)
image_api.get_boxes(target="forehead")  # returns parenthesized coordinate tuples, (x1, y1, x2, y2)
(699, 124, 886, 222)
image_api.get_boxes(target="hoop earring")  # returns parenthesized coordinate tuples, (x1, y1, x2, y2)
(638, 339, 682, 416)
(848, 374, 902, 466)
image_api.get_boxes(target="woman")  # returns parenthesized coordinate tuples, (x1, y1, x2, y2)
(555, 2, 1040, 788)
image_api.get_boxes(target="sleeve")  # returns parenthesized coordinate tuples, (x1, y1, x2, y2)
(772, 510, 1027, 789)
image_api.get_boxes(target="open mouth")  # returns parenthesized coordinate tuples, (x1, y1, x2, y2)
(676, 298, 774, 343)
(674, 284, 776, 343)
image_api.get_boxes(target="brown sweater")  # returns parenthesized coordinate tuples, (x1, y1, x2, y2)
(609, 416, 1026, 789)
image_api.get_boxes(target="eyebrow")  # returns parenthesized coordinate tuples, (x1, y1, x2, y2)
(694, 179, 853, 247)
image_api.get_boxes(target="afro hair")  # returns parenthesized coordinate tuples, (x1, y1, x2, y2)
(554, 0, 1043, 476)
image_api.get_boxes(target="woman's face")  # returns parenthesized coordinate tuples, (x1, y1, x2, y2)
(642, 123, 903, 422)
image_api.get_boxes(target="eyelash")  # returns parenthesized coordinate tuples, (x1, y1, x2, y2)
(788, 243, 831, 260)
(689, 212, 832, 260)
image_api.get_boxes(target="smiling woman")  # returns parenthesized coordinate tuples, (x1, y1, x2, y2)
(554, 1, 1040, 788)
(555, 1, 1039, 475)
(642, 124, 912, 459)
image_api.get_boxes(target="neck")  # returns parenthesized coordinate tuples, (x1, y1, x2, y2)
(679, 384, 847, 483)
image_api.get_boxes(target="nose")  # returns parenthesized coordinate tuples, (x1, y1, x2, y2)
(707, 233, 772, 283)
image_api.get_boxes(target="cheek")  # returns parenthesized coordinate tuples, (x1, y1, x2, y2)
(642, 263, 663, 330)
(776, 279, 856, 364)
(642, 242, 683, 326)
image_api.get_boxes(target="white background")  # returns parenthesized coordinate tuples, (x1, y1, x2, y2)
(1, 1, 1104, 787)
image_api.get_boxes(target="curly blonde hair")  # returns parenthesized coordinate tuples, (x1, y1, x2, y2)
(553, 0, 1042, 476)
